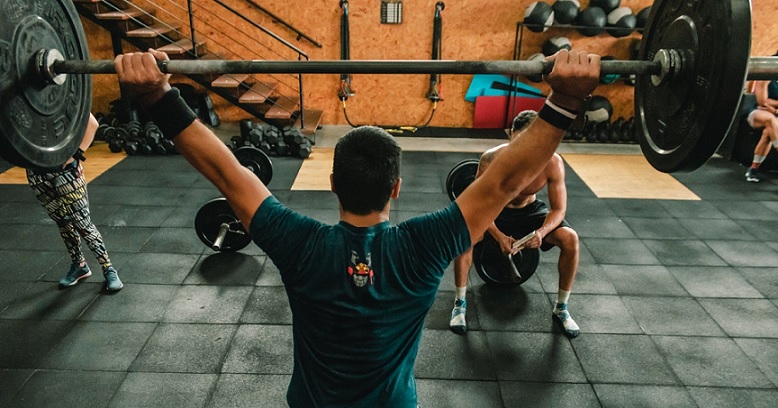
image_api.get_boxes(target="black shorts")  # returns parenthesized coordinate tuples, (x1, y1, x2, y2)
(493, 199, 571, 252)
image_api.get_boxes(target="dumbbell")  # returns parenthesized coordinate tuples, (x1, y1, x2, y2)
(296, 139, 312, 158)
(265, 127, 280, 145)
(275, 140, 290, 156)
(282, 126, 305, 145)
(248, 128, 264, 147)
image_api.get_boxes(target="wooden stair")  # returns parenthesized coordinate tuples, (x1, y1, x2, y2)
(74, 0, 130, 14)
(93, 5, 156, 32)
(126, 22, 181, 48)
(295, 109, 324, 135)
(239, 82, 278, 104)
(265, 96, 300, 120)
(157, 38, 208, 58)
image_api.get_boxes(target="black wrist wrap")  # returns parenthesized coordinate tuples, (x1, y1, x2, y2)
(146, 87, 198, 139)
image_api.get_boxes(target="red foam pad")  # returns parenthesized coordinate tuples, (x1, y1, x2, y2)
(473, 96, 546, 129)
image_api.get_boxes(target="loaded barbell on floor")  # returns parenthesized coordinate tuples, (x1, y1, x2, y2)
(0, 0, 771, 173)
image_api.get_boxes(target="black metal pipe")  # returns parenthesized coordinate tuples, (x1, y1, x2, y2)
(241, 0, 322, 48)
(214, 0, 308, 59)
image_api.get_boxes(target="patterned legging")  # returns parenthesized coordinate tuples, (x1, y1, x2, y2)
(27, 161, 112, 270)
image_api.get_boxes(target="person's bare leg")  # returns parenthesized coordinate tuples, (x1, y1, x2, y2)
(450, 248, 472, 334)
(545, 227, 580, 338)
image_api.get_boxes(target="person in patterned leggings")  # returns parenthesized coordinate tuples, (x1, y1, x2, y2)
(26, 113, 123, 292)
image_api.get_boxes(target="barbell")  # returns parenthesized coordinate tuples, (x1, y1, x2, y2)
(0, 0, 773, 173)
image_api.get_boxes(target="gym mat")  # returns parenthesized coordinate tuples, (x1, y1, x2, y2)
(0, 143, 126, 185)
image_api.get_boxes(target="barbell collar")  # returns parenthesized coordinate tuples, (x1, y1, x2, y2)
(50, 55, 662, 77)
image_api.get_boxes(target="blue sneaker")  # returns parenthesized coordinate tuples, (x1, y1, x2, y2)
(449, 298, 467, 335)
(60, 263, 91, 287)
(553, 303, 580, 338)
(103, 267, 123, 292)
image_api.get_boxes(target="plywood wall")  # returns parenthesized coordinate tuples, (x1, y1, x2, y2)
(86, 0, 778, 128)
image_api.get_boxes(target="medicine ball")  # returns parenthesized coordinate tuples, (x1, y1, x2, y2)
(599, 56, 620, 84)
(576, 7, 607, 37)
(525, 53, 545, 83)
(590, 0, 620, 14)
(552, 0, 579, 25)
(524, 1, 554, 32)
(585, 96, 613, 124)
(607, 7, 636, 37)
(636, 6, 651, 33)
(542, 36, 572, 57)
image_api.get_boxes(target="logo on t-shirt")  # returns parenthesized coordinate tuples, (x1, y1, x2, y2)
(347, 250, 374, 287)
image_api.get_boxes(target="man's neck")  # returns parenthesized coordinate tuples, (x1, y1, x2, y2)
(339, 208, 390, 227)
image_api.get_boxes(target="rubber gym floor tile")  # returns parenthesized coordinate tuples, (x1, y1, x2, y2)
(0, 319, 75, 368)
(737, 267, 778, 299)
(535, 263, 618, 295)
(181, 187, 226, 207)
(87, 185, 188, 206)
(600, 265, 689, 297)
(415, 379, 503, 408)
(402, 174, 444, 194)
(621, 296, 725, 337)
(78, 284, 177, 323)
(108, 372, 218, 408)
(500, 382, 601, 408)
(40, 321, 155, 371)
(239, 286, 293, 325)
(570, 218, 636, 239)
(678, 217, 756, 240)
(0, 281, 99, 320)
(0, 185, 39, 203)
(206, 374, 291, 408)
(735, 338, 778, 388)
(706, 240, 778, 267)
(162, 285, 253, 324)
(108, 253, 199, 285)
(425, 290, 481, 332)
(604, 199, 674, 218)
(0, 249, 62, 282)
(392, 191, 451, 212)
(0, 369, 34, 408)
(644, 239, 728, 267)
(160, 204, 204, 227)
(87, 226, 157, 253)
(0, 223, 64, 251)
(698, 298, 778, 338)
(620, 217, 694, 239)
(558, 294, 643, 335)
(254, 256, 284, 286)
(285, 190, 340, 209)
(653, 336, 774, 388)
(8, 370, 125, 408)
(88, 203, 121, 226)
(130, 323, 237, 373)
(564, 197, 617, 218)
(102, 205, 177, 228)
(572, 334, 678, 385)
(474, 289, 553, 332)
(415, 329, 496, 381)
(186, 252, 264, 285)
(0, 201, 58, 224)
(90, 168, 202, 188)
(485, 331, 586, 383)
(687, 387, 778, 407)
(221, 325, 294, 374)
(140, 227, 207, 255)
(0, 281, 34, 311)
(709, 199, 778, 221)
(733, 218, 778, 241)
(658, 199, 729, 219)
(593, 384, 697, 408)
(583, 238, 660, 265)
(668, 265, 763, 298)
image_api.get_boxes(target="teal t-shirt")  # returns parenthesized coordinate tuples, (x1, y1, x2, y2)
(250, 196, 470, 407)
(769, 80, 778, 100)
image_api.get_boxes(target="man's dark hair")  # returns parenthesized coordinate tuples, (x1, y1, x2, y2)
(511, 110, 538, 133)
(332, 126, 402, 215)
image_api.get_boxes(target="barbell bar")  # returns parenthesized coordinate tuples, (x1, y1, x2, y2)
(46, 55, 778, 80)
(0, 0, 770, 173)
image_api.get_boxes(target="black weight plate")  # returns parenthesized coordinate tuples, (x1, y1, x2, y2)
(473, 234, 540, 286)
(635, 0, 751, 173)
(233, 145, 273, 185)
(445, 159, 479, 201)
(194, 198, 252, 252)
(0, 0, 91, 169)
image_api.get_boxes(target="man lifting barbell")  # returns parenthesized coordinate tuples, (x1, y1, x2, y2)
(450, 111, 582, 338)
(114, 47, 600, 407)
